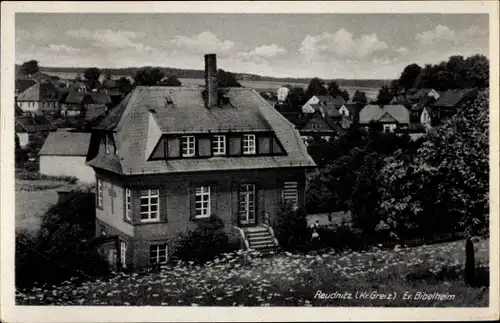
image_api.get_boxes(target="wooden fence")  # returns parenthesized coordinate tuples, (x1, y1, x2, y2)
(363, 231, 466, 249)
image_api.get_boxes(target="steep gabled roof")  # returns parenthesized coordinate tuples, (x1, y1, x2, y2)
(16, 114, 56, 132)
(39, 132, 91, 156)
(359, 104, 410, 124)
(15, 79, 37, 94)
(88, 86, 316, 175)
(432, 88, 478, 108)
(16, 82, 59, 102)
(15, 114, 57, 133)
(65, 91, 112, 105)
(316, 95, 346, 105)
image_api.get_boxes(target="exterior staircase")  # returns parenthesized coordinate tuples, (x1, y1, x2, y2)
(243, 225, 279, 255)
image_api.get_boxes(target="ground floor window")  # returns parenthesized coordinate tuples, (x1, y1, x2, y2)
(149, 244, 168, 265)
(195, 186, 211, 219)
(120, 241, 127, 268)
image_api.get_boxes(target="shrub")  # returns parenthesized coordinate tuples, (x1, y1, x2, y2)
(15, 170, 78, 184)
(171, 216, 236, 264)
(15, 188, 109, 290)
(316, 221, 365, 252)
(271, 205, 308, 251)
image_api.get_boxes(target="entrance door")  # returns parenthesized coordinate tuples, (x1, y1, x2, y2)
(239, 184, 256, 226)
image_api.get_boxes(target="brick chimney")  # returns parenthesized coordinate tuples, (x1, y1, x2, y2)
(204, 54, 218, 107)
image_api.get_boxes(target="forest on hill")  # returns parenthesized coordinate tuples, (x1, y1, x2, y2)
(15, 64, 390, 88)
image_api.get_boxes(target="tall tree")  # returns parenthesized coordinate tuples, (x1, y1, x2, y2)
(398, 63, 422, 90)
(378, 89, 489, 283)
(133, 67, 165, 86)
(306, 77, 328, 98)
(352, 90, 368, 104)
(376, 85, 394, 105)
(159, 75, 182, 86)
(218, 69, 241, 87)
(118, 76, 133, 94)
(287, 87, 306, 111)
(464, 54, 489, 88)
(413, 64, 434, 89)
(83, 67, 101, 82)
(350, 152, 384, 236)
(327, 81, 349, 101)
(20, 60, 40, 76)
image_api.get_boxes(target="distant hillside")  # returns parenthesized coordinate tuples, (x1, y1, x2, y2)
(15, 64, 392, 88)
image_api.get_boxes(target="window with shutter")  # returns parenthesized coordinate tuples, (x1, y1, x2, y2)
(283, 181, 298, 209)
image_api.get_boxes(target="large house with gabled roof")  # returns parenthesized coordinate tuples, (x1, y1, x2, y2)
(86, 54, 316, 270)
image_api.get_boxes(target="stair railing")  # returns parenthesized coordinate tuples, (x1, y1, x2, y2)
(233, 225, 250, 250)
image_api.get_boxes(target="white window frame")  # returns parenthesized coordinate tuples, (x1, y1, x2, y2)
(125, 188, 132, 221)
(181, 135, 196, 157)
(383, 124, 396, 133)
(96, 177, 103, 207)
(242, 134, 256, 155)
(239, 184, 256, 224)
(212, 135, 226, 156)
(140, 189, 160, 222)
(120, 241, 127, 268)
(283, 181, 299, 210)
(195, 186, 211, 219)
(149, 244, 168, 265)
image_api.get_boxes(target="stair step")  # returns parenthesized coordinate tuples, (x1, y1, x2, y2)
(248, 234, 273, 241)
(246, 231, 271, 237)
(249, 240, 275, 246)
(249, 241, 276, 248)
(245, 227, 269, 233)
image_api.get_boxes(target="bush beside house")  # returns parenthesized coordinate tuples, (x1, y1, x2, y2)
(16, 187, 109, 290)
(171, 216, 240, 264)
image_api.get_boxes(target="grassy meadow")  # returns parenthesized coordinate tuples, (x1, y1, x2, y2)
(16, 239, 489, 307)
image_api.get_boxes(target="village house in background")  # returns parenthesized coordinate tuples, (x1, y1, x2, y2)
(301, 95, 346, 114)
(86, 54, 316, 270)
(296, 104, 346, 143)
(16, 80, 61, 115)
(38, 132, 94, 182)
(15, 114, 56, 148)
(359, 104, 410, 133)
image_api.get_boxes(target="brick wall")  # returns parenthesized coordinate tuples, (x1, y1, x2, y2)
(95, 167, 306, 269)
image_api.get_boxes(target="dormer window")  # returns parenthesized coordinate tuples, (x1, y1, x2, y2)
(212, 135, 226, 156)
(181, 135, 195, 157)
(242, 134, 256, 155)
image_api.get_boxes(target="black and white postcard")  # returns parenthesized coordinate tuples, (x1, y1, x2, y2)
(1, 1, 499, 322)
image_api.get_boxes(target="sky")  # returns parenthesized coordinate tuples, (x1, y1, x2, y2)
(15, 13, 489, 79)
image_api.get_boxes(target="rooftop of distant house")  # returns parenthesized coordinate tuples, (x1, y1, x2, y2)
(359, 104, 410, 124)
(432, 88, 478, 108)
(15, 114, 56, 133)
(39, 132, 92, 156)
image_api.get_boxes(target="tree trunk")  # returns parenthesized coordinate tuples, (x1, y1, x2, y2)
(464, 238, 475, 285)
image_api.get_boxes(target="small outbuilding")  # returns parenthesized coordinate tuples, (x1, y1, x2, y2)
(39, 132, 94, 183)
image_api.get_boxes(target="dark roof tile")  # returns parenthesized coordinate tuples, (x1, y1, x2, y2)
(39, 132, 91, 156)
